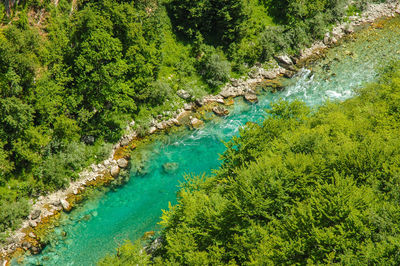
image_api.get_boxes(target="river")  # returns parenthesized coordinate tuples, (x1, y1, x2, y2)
(21, 16, 400, 265)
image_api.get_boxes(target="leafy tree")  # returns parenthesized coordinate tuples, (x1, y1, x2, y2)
(168, 0, 248, 45)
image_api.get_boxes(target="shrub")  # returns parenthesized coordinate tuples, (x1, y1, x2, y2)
(198, 51, 231, 90)
(259, 26, 288, 62)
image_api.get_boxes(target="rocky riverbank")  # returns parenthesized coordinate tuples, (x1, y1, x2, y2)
(1, 1, 399, 264)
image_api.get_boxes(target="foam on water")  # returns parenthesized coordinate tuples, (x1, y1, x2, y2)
(21, 17, 400, 265)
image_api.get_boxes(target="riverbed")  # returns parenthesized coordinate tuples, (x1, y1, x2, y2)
(21, 16, 400, 265)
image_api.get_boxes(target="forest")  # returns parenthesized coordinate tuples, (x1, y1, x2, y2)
(0, 0, 388, 248)
(100, 61, 400, 265)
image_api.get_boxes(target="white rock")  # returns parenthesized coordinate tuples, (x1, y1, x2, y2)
(149, 127, 157, 134)
(184, 103, 194, 111)
(275, 55, 293, 66)
(177, 89, 191, 100)
(191, 118, 204, 129)
(29, 221, 37, 228)
(60, 199, 70, 211)
(110, 166, 120, 177)
(117, 158, 129, 168)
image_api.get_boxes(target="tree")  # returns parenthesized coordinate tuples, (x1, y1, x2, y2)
(168, 0, 248, 45)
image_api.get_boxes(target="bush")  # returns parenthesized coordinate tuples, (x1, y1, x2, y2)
(259, 26, 288, 62)
(0, 197, 30, 234)
(198, 50, 231, 90)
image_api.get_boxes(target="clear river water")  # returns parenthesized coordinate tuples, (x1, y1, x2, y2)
(21, 16, 400, 265)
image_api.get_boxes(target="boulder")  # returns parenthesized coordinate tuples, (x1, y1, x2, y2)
(156, 122, 167, 130)
(31, 210, 41, 220)
(51, 200, 62, 207)
(60, 199, 71, 212)
(22, 241, 32, 251)
(29, 221, 37, 228)
(82, 135, 95, 145)
(191, 118, 204, 129)
(220, 86, 244, 98)
(171, 119, 180, 126)
(117, 158, 129, 168)
(30, 246, 40, 255)
(230, 78, 240, 87)
(248, 67, 262, 79)
(177, 89, 191, 100)
(176, 111, 192, 125)
(184, 103, 194, 111)
(283, 70, 296, 78)
(162, 162, 179, 174)
(261, 69, 278, 80)
(244, 93, 259, 103)
(146, 236, 163, 255)
(195, 98, 205, 107)
(120, 137, 130, 147)
(323, 33, 331, 45)
(148, 126, 157, 134)
(29, 232, 36, 239)
(110, 166, 120, 177)
(275, 55, 293, 67)
(212, 106, 229, 117)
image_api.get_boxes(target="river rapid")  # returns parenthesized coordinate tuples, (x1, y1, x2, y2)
(21, 16, 400, 265)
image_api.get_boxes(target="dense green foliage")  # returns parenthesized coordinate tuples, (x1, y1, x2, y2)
(0, 0, 388, 240)
(101, 63, 400, 264)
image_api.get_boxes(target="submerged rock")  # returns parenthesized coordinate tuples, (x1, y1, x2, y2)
(162, 162, 179, 174)
(30, 246, 40, 255)
(244, 93, 258, 103)
(212, 106, 229, 117)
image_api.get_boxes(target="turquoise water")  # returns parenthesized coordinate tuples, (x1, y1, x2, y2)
(23, 17, 400, 265)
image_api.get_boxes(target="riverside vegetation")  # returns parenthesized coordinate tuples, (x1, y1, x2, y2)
(0, 0, 393, 248)
(100, 60, 400, 264)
